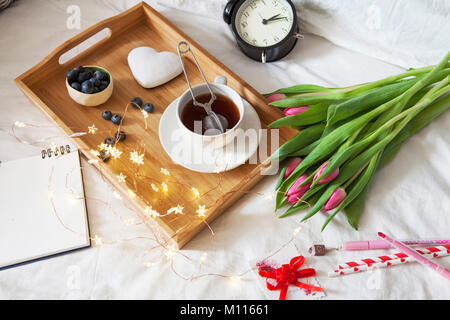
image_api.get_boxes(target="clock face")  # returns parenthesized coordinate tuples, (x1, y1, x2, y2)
(234, 0, 295, 48)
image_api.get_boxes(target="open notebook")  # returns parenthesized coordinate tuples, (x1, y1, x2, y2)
(0, 148, 90, 270)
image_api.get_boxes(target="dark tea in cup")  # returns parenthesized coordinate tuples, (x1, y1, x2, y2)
(180, 93, 240, 134)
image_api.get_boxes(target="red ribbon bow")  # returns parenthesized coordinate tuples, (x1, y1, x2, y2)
(257, 256, 322, 300)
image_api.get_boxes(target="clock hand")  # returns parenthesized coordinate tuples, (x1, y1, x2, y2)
(265, 16, 288, 23)
(258, 13, 281, 24)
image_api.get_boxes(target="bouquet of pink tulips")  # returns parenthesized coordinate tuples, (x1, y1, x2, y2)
(268, 52, 450, 231)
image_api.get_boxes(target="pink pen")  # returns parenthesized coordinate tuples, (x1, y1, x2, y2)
(339, 239, 450, 251)
(378, 232, 450, 281)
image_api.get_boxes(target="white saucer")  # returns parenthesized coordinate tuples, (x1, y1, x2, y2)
(159, 97, 262, 173)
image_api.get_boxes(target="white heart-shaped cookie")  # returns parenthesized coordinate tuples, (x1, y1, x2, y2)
(128, 47, 182, 88)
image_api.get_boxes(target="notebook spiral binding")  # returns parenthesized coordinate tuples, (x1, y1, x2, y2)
(41, 145, 71, 159)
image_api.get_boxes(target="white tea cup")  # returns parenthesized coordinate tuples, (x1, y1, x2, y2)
(176, 76, 245, 149)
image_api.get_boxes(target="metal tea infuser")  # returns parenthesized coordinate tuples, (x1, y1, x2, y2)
(177, 41, 228, 134)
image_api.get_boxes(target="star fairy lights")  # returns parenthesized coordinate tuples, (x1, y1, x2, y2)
(88, 124, 98, 134)
(141, 109, 149, 119)
(14, 121, 26, 128)
(196, 205, 207, 218)
(144, 205, 160, 218)
(293, 226, 302, 236)
(167, 205, 184, 215)
(90, 149, 100, 157)
(98, 143, 122, 159)
(151, 184, 160, 192)
(127, 189, 136, 199)
(165, 243, 178, 259)
(161, 182, 168, 193)
(192, 187, 200, 199)
(130, 151, 144, 165)
(117, 172, 127, 183)
(93, 234, 103, 246)
(160, 168, 170, 176)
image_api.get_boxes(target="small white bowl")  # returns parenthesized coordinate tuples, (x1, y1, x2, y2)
(66, 65, 113, 107)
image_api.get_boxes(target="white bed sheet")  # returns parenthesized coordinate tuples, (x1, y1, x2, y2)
(0, 0, 449, 299)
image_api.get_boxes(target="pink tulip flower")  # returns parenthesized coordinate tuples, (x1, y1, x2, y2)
(313, 161, 339, 185)
(283, 106, 310, 116)
(288, 194, 302, 205)
(286, 175, 311, 197)
(322, 188, 346, 212)
(267, 93, 286, 103)
(284, 157, 303, 179)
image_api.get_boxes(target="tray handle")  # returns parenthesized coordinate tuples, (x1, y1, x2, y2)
(41, 4, 144, 67)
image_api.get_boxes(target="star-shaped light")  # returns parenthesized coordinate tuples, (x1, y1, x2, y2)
(160, 168, 170, 176)
(144, 205, 160, 218)
(161, 182, 168, 193)
(93, 234, 103, 246)
(88, 124, 98, 134)
(14, 121, 26, 128)
(196, 204, 207, 218)
(141, 109, 149, 119)
(192, 187, 200, 199)
(130, 151, 144, 165)
(165, 243, 178, 259)
(151, 184, 160, 192)
(167, 205, 184, 215)
(117, 172, 127, 183)
(127, 189, 136, 199)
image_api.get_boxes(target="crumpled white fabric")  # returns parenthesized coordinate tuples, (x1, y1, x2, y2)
(0, 0, 449, 300)
(157, 0, 450, 68)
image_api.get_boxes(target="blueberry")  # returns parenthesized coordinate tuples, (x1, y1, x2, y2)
(111, 114, 122, 125)
(102, 110, 112, 120)
(93, 87, 100, 93)
(81, 80, 94, 94)
(89, 77, 101, 87)
(77, 72, 90, 83)
(70, 82, 81, 91)
(104, 137, 115, 145)
(74, 66, 84, 73)
(143, 103, 154, 113)
(84, 68, 94, 78)
(94, 70, 106, 81)
(99, 84, 108, 91)
(131, 97, 143, 108)
(114, 130, 126, 142)
(99, 150, 111, 162)
(66, 69, 79, 82)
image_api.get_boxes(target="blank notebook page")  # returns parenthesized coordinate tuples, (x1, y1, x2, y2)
(0, 151, 90, 269)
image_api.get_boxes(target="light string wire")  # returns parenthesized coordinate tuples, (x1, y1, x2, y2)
(2, 105, 307, 284)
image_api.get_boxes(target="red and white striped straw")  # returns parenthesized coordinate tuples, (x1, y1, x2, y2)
(329, 245, 450, 277)
(336, 244, 450, 269)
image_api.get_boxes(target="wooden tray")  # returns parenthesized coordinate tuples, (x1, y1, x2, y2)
(15, 2, 297, 248)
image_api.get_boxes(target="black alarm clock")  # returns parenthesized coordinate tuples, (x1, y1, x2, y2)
(224, 0, 299, 63)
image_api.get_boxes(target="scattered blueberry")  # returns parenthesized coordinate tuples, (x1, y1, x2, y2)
(99, 149, 111, 162)
(114, 130, 126, 142)
(89, 77, 101, 87)
(84, 68, 94, 78)
(70, 82, 81, 91)
(94, 70, 106, 81)
(143, 103, 154, 113)
(77, 72, 90, 83)
(131, 97, 143, 108)
(102, 110, 112, 120)
(66, 69, 79, 82)
(81, 80, 94, 94)
(104, 137, 115, 145)
(111, 114, 122, 125)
